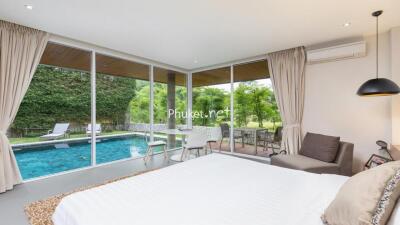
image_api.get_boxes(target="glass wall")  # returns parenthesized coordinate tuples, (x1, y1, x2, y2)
(9, 40, 279, 181)
(232, 60, 281, 157)
(153, 67, 187, 149)
(190, 61, 281, 157)
(95, 54, 150, 164)
(11, 43, 92, 180)
(192, 67, 231, 151)
(9, 40, 192, 180)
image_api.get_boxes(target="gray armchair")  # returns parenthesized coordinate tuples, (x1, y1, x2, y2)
(271, 141, 354, 176)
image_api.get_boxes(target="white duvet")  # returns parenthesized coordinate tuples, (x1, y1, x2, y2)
(53, 154, 348, 225)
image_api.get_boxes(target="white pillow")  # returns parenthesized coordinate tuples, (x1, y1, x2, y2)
(322, 161, 400, 225)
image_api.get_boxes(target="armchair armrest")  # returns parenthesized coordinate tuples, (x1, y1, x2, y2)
(335, 142, 354, 176)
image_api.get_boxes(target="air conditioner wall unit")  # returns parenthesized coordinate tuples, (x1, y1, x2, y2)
(307, 41, 366, 64)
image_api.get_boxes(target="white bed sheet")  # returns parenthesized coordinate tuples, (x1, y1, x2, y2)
(52, 154, 348, 225)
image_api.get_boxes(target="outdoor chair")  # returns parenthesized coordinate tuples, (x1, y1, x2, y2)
(256, 130, 272, 152)
(264, 127, 286, 156)
(86, 124, 102, 136)
(40, 123, 70, 140)
(205, 126, 220, 154)
(144, 140, 167, 164)
(219, 123, 244, 150)
(193, 126, 220, 154)
(181, 129, 208, 161)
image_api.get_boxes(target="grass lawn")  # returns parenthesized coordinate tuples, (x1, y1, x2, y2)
(10, 130, 133, 145)
(245, 121, 282, 130)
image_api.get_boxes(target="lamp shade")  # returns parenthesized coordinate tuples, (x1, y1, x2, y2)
(357, 78, 400, 96)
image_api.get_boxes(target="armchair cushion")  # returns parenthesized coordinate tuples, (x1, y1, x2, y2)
(300, 132, 340, 163)
(271, 154, 340, 174)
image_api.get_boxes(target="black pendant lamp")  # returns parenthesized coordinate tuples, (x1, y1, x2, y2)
(357, 10, 400, 96)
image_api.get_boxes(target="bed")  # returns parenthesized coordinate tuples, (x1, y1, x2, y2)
(52, 154, 398, 225)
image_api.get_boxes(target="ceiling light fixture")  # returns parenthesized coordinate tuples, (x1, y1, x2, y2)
(357, 10, 400, 96)
(194, 60, 198, 64)
(343, 22, 351, 27)
(24, 4, 33, 10)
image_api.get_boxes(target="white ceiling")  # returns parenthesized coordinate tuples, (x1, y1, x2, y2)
(0, 0, 399, 70)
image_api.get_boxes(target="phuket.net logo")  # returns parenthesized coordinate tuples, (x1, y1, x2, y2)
(168, 108, 230, 119)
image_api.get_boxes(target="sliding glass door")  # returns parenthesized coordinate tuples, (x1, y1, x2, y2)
(191, 60, 281, 157)
(10, 37, 194, 180)
(95, 53, 150, 164)
(232, 60, 280, 157)
(192, 67, 231, 152)
(11, 43, 92, 180)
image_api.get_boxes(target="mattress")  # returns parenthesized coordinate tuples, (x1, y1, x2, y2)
(52, 153, 348, 225)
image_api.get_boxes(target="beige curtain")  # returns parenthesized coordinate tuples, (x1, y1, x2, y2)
(0, 21, 49, 193)
(267, 47, 306, 155)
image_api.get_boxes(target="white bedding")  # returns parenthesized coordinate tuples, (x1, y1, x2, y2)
(53, 154, 348, 225)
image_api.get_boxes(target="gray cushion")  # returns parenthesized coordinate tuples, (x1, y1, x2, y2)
(299, 132, 340, 163)
(271, 154, 340, 174)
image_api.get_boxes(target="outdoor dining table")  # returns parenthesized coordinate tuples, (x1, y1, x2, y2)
(234, 127, 267, 155)
(158, 128, 194, 162)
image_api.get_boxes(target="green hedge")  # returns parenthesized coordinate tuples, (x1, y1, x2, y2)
(12, 66, 136, 130)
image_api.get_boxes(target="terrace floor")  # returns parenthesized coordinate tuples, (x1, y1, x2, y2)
(212, 141, 274, 158)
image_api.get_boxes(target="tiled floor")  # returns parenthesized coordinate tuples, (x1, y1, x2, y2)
(0, 150, 181, 225)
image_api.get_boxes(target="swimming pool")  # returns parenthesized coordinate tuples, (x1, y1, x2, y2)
(13, 135, 181, 180)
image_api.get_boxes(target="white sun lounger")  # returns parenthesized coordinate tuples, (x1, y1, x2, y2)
(86, 124, 101, 136)
(40, 123, 70, 140)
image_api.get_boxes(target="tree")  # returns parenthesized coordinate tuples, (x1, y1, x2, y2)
(233, 81, 281, 129)
(130, 83, 150, 123)
(250, 84, 269, 127)
(192, 87, 229, 126)
(234, 83, 252, 127)
(129, 82, 188, 125)
(266, 93, 281, 129)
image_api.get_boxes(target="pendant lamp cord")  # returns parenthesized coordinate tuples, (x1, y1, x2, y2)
(376, 14, 379, 79)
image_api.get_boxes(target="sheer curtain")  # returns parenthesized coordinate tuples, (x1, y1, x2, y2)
(0, 20, 49, 192)
(267, 47, 306, 155)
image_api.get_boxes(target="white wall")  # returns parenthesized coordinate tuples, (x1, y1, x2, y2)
(391, 27, 400, 146)
(303, 32, 393, 172)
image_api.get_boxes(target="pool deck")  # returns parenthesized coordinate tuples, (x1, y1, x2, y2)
(12, 132, 143, 150)
(12, 132, 183, 150)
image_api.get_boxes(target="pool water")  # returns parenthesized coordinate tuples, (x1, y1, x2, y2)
(14, 135, 180, 180)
